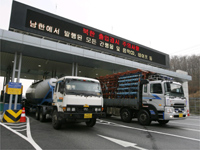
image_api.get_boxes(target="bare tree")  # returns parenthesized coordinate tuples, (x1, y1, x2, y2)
(170, 55, 200, 97)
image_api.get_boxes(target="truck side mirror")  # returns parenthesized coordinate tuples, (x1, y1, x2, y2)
(103, 83, 108, 92)
(105, 86, 108, 92)
(59, 81, 65, 94)
(141, 79, 149, 85)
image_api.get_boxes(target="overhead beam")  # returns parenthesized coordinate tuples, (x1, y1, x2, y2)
(0, 29, 192, 82)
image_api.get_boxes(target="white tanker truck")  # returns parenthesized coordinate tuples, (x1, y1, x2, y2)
(25, 76, 105, 129)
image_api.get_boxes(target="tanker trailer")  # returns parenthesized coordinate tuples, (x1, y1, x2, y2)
(25, 78, 57, 113)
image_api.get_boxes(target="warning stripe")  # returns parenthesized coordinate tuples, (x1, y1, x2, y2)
(7, 110, 22, 118)
(3, 115, 15, 123)
(2, 109, 22, 123)
(5, 111, 22, 121)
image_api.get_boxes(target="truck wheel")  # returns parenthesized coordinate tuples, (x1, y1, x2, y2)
(86, 118, 96, 127)
(35, 107, 40, 120)
(39, 107, 46, 122)
(52, 110, 61, 130)
(138, 110, 151, 126)
(158, 120, 169, 125)
(120, 108, 132, 123)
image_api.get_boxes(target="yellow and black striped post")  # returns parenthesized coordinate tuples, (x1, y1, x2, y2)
(2, 109, 22, 123)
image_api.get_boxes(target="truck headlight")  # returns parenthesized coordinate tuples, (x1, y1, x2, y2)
(72, 108, 76, 111)
(67, 107, 71, 111)
(166, 108, 173, 113)
(95, 108, 101, 112)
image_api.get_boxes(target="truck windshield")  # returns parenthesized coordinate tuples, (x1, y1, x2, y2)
(164, 82, 184, 97)
(65, 79, 102, 97)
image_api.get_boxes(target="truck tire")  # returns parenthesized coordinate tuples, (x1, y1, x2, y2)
(86, 118, 96, 127)
(158, 120, 169, 125)
(138, 109, 151, 126)
(35, 107, 40, 120)
(52, 110, 62, 130)
(39, 107, 46, 122)
(120, 108, 132, 123)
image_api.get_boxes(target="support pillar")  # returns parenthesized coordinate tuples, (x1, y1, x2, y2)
(5, 66, 12, 85)
(9, 53, 17, 110)
(8, 52, 22, 110)
(72, 63, 75, 76)
(72, 62, 78, 76)
(52, 70, 57, 78)
(176, 70, 189, 113)
(14, 53, 22, 109)
(75, 63, 78, 76)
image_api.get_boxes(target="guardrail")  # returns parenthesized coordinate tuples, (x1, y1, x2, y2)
(189, 98, 200, 115)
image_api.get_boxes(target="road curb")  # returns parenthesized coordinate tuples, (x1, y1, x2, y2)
(0, 114, 3, 122)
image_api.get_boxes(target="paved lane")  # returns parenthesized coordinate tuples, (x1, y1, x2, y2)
(1, 114, 199, 150)
(96, 116, 200, 150)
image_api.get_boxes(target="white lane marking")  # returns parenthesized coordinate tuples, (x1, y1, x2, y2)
(3, 122, 26, 125)
(8, 125, 27, 128)
(15, 129, 27, 132)
(98, 134, 148, 150)
(187, 116, 200, 119)
(181, 128, 200, 132)
(97, 119, 200, 142)
(185, 118, 200, 120)
(26, 117, 42, 150)
(170, 121, 200, 127)
(0, 117, 42, 150)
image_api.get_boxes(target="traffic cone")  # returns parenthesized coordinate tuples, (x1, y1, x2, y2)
(187, 109, 190, 116)
(20, 107, 26, 122)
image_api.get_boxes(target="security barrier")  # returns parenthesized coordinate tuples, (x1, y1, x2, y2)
(2, 109, 22, 123)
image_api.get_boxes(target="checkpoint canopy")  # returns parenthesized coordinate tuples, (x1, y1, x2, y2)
(0, 1, 191, 83)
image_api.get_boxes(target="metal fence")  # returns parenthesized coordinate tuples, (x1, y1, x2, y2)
(189, 98, 200, 115)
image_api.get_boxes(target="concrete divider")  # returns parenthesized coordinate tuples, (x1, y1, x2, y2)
(0, 102, 4, 121)
(2, 109, 22, 123)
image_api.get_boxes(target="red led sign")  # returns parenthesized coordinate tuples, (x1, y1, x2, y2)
(9, 1, 170, 68)
(82, 27, 139, 55)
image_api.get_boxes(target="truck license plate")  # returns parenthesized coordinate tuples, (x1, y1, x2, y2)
(179, 113, 183, 117)
(84, 113, 92, 118)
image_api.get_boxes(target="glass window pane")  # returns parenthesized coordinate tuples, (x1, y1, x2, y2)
(150, 84, 162, 94)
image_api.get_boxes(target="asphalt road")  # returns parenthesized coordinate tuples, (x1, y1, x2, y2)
(1, 114, 199, 150)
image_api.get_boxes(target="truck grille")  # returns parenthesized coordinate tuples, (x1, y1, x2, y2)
(67, 105, 101, 113)
(173, 103, 185, 113)
(174, 108, 185, 113)
(173, 103, 185, 108)
(77, 107, 94, 113)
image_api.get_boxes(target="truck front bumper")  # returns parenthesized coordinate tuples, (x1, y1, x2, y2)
(163, 106, 187, 120)
(58, 112, 106, 122)
(164, 112, 187, 120)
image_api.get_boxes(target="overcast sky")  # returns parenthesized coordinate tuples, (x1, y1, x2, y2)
(0, 0, 200, 95)
(0, 0, 200, 56)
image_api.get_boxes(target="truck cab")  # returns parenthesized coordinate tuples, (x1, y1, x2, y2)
(142, 78, 187, 124)
(52, 76, 105, 129)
